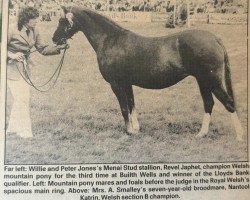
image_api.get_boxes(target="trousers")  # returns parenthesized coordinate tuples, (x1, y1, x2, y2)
(7, 75, 33, 138)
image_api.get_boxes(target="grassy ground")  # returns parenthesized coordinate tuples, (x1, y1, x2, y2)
(5, 21, 248, 164)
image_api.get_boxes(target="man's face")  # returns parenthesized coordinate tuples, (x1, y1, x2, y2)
(26, 18, 38, 29)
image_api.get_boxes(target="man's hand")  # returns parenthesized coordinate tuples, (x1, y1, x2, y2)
(57, 44, 70, 50)
(10, 52, 25, 62)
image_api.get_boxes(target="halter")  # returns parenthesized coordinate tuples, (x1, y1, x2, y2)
(14, 46, 68, 92)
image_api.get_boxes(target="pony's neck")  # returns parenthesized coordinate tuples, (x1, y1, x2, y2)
(73, 8, 127, 51)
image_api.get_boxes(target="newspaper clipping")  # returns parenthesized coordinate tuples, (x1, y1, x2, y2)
(0, 0, 249, 199)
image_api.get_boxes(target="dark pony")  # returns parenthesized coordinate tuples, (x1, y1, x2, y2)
(53, 6, 244, 141)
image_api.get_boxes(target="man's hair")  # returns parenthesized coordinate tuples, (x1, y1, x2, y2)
(17, 6, 39, 31)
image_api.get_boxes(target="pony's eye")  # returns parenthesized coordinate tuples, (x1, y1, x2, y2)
(59, 18, 65, 23)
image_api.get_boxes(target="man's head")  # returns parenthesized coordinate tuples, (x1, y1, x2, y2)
(17, 6, 39, 31)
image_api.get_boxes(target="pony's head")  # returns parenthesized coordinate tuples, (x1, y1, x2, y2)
(52, 6, 79, 45)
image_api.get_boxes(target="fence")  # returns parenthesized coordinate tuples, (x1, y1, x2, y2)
(206, 13, 247, 25)
(9, 8, 247, 25)
(151, 12, 247, 25)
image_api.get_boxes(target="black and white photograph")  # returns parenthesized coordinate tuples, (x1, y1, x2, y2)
(3, 0, 248, 164)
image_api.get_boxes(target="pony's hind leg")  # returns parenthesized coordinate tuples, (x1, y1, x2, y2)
(212, 85, 244, 141)
(124, 85, 140, 132)
(110, 82, 139, 134)
(196, 81, 214, 138)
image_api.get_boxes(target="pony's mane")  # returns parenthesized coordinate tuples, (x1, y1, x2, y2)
(73, 7, 129, 34)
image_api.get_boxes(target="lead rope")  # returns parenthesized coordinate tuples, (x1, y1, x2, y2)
(15, 48, 67, 92)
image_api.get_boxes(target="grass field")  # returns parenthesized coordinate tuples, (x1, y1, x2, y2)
(5, 21, 248, 164)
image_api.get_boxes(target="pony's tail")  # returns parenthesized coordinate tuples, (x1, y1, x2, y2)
(217, 38, 235, 108)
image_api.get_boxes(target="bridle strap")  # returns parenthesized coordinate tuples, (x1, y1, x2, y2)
(14, 48, 67, 92)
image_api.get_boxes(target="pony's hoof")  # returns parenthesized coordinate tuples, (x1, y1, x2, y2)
(126, 122, 140, 135)
(127, 127, 139, 135)
(133, 125, 140, 133)
(131, 118, 140, 132)
(196, 132, 207, 138)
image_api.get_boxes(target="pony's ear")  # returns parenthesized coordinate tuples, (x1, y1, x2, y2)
(58, 6, 68, 17)
(57, 6, 67, 18)
(60, 6, 67, 14)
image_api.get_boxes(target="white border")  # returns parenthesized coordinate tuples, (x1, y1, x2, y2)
(0, 1, 9, 199)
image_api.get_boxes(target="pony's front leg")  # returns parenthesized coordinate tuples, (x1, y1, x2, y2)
(111, 82, 139, 134)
